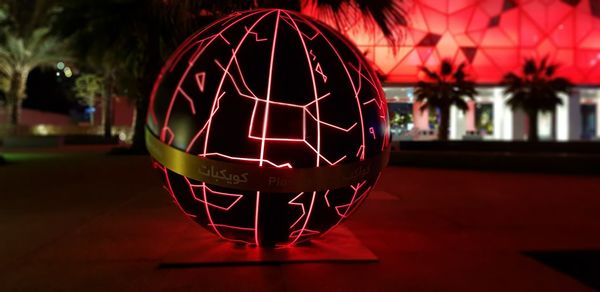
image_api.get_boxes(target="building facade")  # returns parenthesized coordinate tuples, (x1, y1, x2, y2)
(307, 0, 600, 141)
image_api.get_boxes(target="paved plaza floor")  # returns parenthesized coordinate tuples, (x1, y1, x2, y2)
(0, 151, 599, 291)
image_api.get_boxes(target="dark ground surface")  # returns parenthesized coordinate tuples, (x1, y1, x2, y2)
(391, 141, 600, 174)
(1, 148, 600, 291)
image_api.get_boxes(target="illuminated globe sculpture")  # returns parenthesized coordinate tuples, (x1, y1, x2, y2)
(146, 9, 390, 247)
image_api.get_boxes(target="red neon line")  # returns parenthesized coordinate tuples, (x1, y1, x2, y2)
(178, 88, 197, 114)
(183, 177, 252, 245)
(214, 58, 260, 101)
(282, 10, 321, 167)
(315, 63, 327, 82)
(356, 145, 364, 158)
(303, 92, 331, 106)
(362, 98, 376, 105)
(258, 10, 281, 167)
(302, 109, 306, 140)
(218, 11, 242, 27)
(254, 191, 261, 247)
(248, 99, 260, 139)
(219, 34, 231, 45)
(201, 152, 292, 168)
(243, 95, 305, 108)
(185, 91, 226, 152)
(289, 229, 319, 238)
(291, 13, 367, 160)
(244, 25, 268, 42)
(200, 182, 226, 239)
(170, 11, 255, 69)
(288, 191, 316, 246)
(189, 40, 209, 65)
(355, 59, 390, 150)
(304, 108, 357, 132)
(150, 11, 262, 130)
(279, 14, 319, 40)
(322, 182, 369, 238)
(331, 155, 347, 165)
(348, 61, 378, 90)
(289, 192, 306, 229)
(248, 136, 305, 142)
(162, 40, 213, 142)
(203, 10, 276, 160)
(231, 54, 260, 98)
(194, 72, 206, 92)
(336, 181, 369, 218)
(160, 127, 174, 145)
(208, 224, 255, 231)
(302, 140, 344, 166)
(157, 164, 197, 218)
(343, 186, 372, 218)
(186, 178, 243, 211)
(324, 189, 331, 207)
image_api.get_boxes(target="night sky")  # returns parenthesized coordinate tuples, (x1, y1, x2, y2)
(23, 67, 75, 114)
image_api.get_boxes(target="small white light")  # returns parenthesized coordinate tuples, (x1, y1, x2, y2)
(35, 125, 49, 135)
(57, 62, 65, 70)
(64, 67, 73, 78)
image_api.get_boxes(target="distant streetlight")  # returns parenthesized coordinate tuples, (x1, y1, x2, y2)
(64, 67, 73, 78)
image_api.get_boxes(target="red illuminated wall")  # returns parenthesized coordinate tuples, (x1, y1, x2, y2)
(306, 0, 600, 85)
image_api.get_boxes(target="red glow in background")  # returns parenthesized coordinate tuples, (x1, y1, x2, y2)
(306, 0, 600, 84)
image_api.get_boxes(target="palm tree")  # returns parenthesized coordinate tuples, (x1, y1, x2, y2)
(414, 59, 478, 141)
(53, 0, 407, 153)
(74, 73, 103, 125)
(0, 28, 63, 125)
(501, 57, 573, 142)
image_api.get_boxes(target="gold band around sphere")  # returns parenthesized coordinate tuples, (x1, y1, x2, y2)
(146, 128, 390, 193)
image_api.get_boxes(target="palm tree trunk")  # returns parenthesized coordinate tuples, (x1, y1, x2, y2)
(551, 109, 557, 141)
(130, 87, 149, 153)
(10, 99, 20, 126)
(130, 105, 137, 134)
(129, 62, 155, 153)
(438, 106, 450, 141)
(129, 18, 161, 154)
(7, 72, 24, 126)
(102, 72, 114, 140)
(527, 110, 539, 142)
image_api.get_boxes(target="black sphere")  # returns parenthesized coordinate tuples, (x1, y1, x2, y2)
(147, 9, 389, 247)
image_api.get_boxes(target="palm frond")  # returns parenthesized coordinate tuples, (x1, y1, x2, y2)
(440, 59, 452, 76)
(309, 0, 407, 48)
(545, 64, 556, 77)
(420, 66, 440, 82)
(523, 58, 536, 76)
(538, 55, 548, 75)
(503, 57, 573, 116)
(415, 60, 478, 115)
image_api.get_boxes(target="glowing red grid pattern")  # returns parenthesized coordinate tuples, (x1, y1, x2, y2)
(306, 0, 600, 84)
(147, 9, 388, 247)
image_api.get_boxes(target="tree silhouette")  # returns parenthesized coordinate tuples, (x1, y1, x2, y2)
(53, 0, 407, 152)
(0, 28, 63, 125)
(501, 57, 573, 142)
(414, 59, 477, 141)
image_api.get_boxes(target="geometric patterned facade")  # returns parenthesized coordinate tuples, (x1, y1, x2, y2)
(306, 0, 600, 85)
